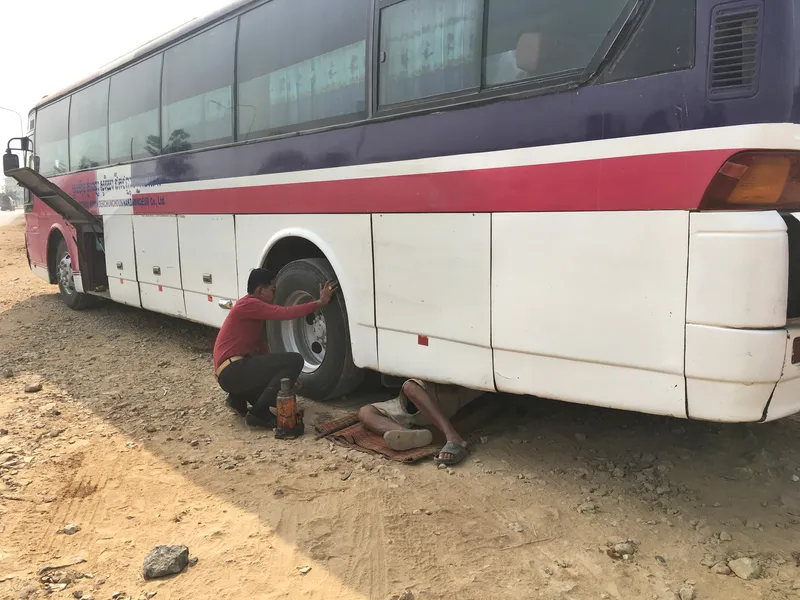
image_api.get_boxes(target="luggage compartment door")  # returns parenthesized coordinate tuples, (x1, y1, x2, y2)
(133, 215, 185, 317)
(104, 215, 140, 308)
(178, 214, 238, 328)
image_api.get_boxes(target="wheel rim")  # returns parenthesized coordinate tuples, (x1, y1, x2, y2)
(280, 290, 326, 373)
(57, 251, 75, 296)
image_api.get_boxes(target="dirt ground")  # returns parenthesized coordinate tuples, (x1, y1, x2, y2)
(1, 216, 800, 600)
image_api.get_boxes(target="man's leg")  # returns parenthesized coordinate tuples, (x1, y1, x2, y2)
(224, 393, 250, 417)
(402, 380, 466, 462)
(218, 353, 303, 427)
(358, 404, 433, 451)
(218, 365, 260, 417)
(358, 405, 406, 435)
(250, 352, 304, 420)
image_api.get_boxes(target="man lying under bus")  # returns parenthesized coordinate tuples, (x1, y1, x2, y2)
(213, 268, 337, 428)
(358, 379, 485, 466)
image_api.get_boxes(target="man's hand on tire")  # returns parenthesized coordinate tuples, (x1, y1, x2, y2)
(318, 280, 339, 306)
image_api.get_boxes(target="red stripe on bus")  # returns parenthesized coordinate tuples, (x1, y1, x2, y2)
(131, 149, 735, 215)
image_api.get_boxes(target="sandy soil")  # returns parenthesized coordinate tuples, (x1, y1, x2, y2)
(1, 215, 799, 600)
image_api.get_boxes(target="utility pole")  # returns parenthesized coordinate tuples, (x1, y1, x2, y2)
(0, 105, 24, 137)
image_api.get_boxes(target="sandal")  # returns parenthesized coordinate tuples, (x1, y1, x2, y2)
(434, 441, 469, 466)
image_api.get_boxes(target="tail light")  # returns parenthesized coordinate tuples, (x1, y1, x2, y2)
(700, 151, 800, 210)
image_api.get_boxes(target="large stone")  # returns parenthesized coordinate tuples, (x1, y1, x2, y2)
(713, 562, 732, 576)
(143, 545, 189, 579)
(606, 541, 636, 560)
(728, 557, 761, 580)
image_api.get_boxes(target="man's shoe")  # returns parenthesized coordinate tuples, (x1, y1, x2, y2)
(245, 410, 276, 429)
(225, 394, 248, 417)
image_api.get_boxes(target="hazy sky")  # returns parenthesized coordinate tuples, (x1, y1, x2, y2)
(0, 0, 227, 152)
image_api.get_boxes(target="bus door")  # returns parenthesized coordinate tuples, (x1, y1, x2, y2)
(20, 128, 45, 270)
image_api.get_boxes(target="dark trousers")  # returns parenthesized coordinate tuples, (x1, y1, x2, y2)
(217, 353, 303, 418)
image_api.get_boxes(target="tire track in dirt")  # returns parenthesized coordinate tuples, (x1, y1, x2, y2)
(340, 487, 387, 599)
(38, 453, 113, 558)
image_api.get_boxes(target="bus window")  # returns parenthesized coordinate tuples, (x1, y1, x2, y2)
(36, 98, 70, 176)
(378, 0, 482, 106)
(483, 0, 628, 87)
(162, 19, 236, 153)
(109, 54, 163, 162)
(237, 0, 369, 140)
(69, 79, 110, 170)
(599, 0, 695, 83)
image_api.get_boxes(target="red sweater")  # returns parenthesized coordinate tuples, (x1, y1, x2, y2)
(213, 295, 321, 370)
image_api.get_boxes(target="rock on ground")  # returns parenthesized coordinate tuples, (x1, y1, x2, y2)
(607, 541, 636, 559)
(728, 557, 761, 580)
(713, 562, 732, 575)
(143, 545, 189, 579)
(62, 524, 80, 535)
(679, 585, 696, 600)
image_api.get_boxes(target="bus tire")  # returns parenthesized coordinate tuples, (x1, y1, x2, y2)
(54, 238, 96, 310)
(267, 258, 364, 401)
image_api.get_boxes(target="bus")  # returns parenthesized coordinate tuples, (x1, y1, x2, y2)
(5, 0, 800, 423)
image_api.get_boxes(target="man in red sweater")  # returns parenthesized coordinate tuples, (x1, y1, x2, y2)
(213, 268, 337, 428)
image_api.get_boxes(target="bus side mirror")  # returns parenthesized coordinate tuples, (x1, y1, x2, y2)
(3, 149, 19, 175)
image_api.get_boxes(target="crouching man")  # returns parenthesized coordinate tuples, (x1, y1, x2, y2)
(358, 379, 484, 466)
(213, 268, 336, 428)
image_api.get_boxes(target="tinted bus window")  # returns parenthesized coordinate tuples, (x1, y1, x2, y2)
(237, 0, 369, 139)
(600, 0, 695, 83)
(162, 20, 236, 153)
(70, 80, 110, 170)
(109, 55, 163, 162)
(36, 98, 70, 176)
(484, 0, 628, 87)
(379, 0, 482, 106)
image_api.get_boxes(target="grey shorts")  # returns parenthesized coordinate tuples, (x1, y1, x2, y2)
(370, 378, 484, 429)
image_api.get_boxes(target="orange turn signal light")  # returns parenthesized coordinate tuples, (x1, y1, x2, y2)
(700, 151, 800, 210)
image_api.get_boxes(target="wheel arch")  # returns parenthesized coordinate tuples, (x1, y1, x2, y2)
(45, 224, 72, 285)
(249, 221, 378, 372)
(258, 230, 354, 312)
